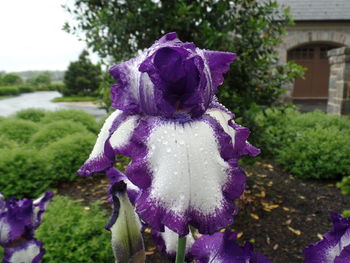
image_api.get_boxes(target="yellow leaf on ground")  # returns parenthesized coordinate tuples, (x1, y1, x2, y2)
(250, 213, 260, 220)
(288, 226, 301, 236)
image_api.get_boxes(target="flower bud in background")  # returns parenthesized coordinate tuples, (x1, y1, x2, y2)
(304, 213, 350, 263)
(0, 191, 53, 263)
(106, 181, 145, 263)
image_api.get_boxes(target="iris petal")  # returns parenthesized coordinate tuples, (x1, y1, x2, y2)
(77, 110, 139, 177)
(3, 239, 44, 263)
(191, 230, 272, 263)
(304, 213, 350, 263)
(121, 114, 249, 235)
(151, 227, 195, 261)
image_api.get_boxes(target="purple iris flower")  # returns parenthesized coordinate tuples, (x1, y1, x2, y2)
(191, 230, 273, 263)
(78, 32, 260, 236)
(0, 192, 53, 263)
(304, 213, 350, 263)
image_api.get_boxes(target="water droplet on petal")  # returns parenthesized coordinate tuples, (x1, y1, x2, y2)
(166, 148, 171, 153)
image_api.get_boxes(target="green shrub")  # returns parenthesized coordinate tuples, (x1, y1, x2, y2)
(253, 107, 350, 179)
(337, 176, 350, 195)
(17, 85, 35, 93)
(0, 119, 39, 143)
(43, 132, 96, 182)
(0, 136, 18, 150)
(277, 126, 350, 179)
(42, 109, 99, 133)
(47, 82, 65, 91)
(15, 108, 47, 122)
(30, 120, 88, 148)
(37, 196, 114, 263)
(0, 148, 50, 199)
(0, 86, 19, 95)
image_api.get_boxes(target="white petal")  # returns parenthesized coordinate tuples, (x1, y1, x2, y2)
(9, 242, 41, 263)
(161, 227, 195, 255)
(89, 110, 122, 160)
(109, 115, 139, 150)
(206, 107, 236, 140)
(146, 120, 230, 216)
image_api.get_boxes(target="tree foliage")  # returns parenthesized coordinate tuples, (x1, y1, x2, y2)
(27, 72, 51, 87)
(63, 50, 102, 96)
(0, 73, 23, 86)
(64, 0, 303, 114)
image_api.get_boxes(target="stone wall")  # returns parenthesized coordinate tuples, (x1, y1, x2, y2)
(327, 47, 350, 115)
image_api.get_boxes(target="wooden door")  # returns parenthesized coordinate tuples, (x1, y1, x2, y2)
(288, 45, 333, 99)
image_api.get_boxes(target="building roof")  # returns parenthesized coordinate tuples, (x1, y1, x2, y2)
(277, 0, 350, 21)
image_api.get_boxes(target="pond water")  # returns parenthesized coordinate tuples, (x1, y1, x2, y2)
(0, 91, 106, 118)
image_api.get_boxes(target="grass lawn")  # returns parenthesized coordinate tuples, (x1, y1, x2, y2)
(52, 96, 98, 102)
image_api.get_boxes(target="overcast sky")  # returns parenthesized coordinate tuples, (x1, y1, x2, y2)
(0, 0, 97, 72)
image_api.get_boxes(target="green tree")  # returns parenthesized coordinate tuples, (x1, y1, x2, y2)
(63, 50, 102, 96)
(64, 0, 303, 115)
(1, 73, 22, 86)
(27, 72, 51, 88)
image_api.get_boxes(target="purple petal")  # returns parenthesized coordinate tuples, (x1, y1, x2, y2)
(192, 231, 273, 263)
(206, 104, 260, 158)
(109, 32, 236, 118)
(3, 239, 44, 263)
(77, 110, 140, 177)
(335, 244, 350, 263)
(122, 115, 247, 236)
(304, 213, 350, 263)
(203, 50, 237, 88)
(32, 191, 53, 229)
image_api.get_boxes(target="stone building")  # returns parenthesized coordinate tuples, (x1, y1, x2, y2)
(276, 0, 350, 114)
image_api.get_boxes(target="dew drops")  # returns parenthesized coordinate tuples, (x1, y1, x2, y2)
(166, 148, 172, 153)
(162, 140, 169, 145)
(179, 140, 185, 145)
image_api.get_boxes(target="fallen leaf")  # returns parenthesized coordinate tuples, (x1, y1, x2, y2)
(273, 244, 279, 250)
(237, 232, 244, 239)
(288, 226, 301, 236)
(317, 233, 323, 240)
(285, 219, 292, 225)
(250, 213, 260, 220)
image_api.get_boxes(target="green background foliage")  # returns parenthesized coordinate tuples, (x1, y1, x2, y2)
(252, 107, 350, 179)
(36, 196, 114, 263)
(63, 50, 102, 97)
(0, 109, 99, 199)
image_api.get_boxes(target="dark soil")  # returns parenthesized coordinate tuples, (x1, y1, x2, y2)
(56, 160, 350, 263)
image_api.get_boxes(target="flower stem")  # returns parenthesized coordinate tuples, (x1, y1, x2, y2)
(175, 235, 187, 263)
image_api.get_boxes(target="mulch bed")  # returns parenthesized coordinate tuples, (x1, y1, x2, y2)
(56, 160, 350, 263)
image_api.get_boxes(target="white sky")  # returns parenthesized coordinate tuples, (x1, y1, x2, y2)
(0, 0, 97, 72)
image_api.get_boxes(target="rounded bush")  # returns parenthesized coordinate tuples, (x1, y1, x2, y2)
(17, 85, 35, 93)
(0, 148, 50, 199)
(14, 108, 47, 122)
(0, 86, 19, 95)
(277, 126, 350, 179)
(0, 119, 39, 143)
(0, 136, 18, 150)
(37, 196, 114, 263)
(43, 132, 96, 182)
(42, 109, 99, 133)
(30, 120, 88, 149)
